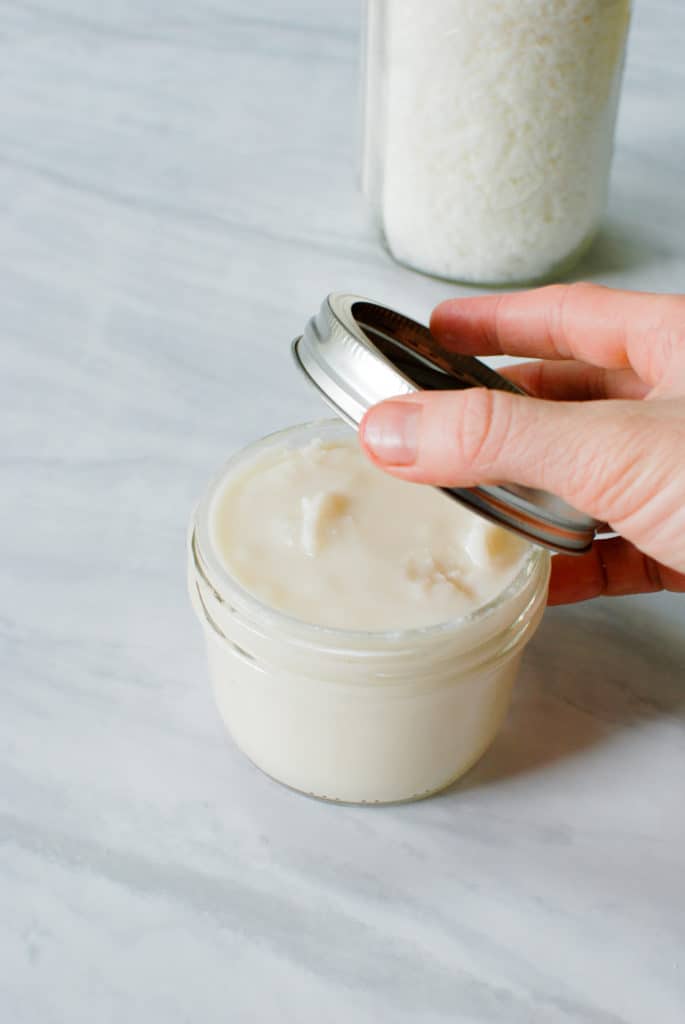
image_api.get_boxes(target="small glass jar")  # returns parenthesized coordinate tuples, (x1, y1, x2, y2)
(362, 0, 632, 286)
(188, 420, 551, 804)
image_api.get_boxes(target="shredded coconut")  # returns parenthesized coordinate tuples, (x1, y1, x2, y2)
(378, 0, 631, 283)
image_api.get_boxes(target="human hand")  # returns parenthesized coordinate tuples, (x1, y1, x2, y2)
(359, 284, 685, 605)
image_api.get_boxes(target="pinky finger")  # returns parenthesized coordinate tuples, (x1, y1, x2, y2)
(548, 538, 685, 606)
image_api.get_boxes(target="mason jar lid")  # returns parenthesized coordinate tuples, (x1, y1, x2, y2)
(292, 293, 598, 553)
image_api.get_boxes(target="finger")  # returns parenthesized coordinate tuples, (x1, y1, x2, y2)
(430, 283, 685, 387)
(548, 537, 685, 605)
(359, 389, 673, 530)
(499, 360, 649, 401)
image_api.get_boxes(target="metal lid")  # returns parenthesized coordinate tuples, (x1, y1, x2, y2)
(292, 293, 598, 553)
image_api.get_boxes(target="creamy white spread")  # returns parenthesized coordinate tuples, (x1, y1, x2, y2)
(210, 439, 526, 631)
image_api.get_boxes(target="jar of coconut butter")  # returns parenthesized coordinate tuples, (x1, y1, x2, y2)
(188, 296, 597, 803)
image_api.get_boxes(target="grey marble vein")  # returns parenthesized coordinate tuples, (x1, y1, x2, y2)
(1, 1, 684, 1022)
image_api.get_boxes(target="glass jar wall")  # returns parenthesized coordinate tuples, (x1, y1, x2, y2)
(362, 0, 632, 286)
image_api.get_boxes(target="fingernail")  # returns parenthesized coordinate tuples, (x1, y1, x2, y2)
(362, 402, 421, 465)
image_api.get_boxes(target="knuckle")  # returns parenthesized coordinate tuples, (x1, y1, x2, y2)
(491, 293, 509, 349)
(456, 388, 510, 469)
(631, 296, 685, 387)
(546, 282, 594, 358)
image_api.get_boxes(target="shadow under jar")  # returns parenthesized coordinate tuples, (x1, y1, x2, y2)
(188, 420, 551, 805)
(362, 0, 632, 286)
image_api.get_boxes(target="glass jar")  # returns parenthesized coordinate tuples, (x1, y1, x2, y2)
(188, 420, 551, 805)
(362, 0, 632, 286)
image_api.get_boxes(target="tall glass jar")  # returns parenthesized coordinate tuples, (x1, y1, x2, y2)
(362, 0, 632, 286)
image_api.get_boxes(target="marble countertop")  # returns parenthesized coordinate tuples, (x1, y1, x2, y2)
(1, 2, 683, 1021)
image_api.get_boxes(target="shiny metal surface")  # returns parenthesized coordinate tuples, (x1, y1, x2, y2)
(293, 293, 598, 553)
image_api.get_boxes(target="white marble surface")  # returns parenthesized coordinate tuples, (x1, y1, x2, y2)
(1, 2, 684, 1021)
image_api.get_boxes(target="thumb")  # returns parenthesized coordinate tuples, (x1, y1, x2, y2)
(359, 389, 671, 530)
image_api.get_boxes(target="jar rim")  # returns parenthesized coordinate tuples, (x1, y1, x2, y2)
(191, 419, 548, 644)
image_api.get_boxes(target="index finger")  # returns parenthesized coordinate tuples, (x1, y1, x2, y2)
(430, 283, 685, 387)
